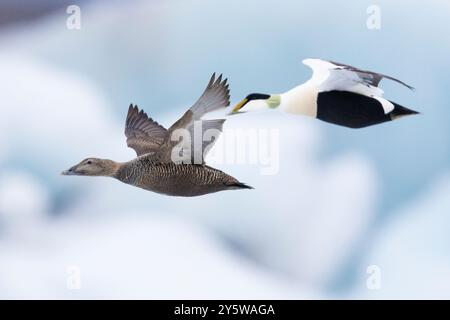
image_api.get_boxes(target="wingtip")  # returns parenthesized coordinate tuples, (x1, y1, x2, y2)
(208, 72, 228, 87)
(401, 82, 415, 91)
(126, 104, 146, 125)
(127, 103, 133, 117)
(216, 73, 223, 84)
(208, 72, 216, 86)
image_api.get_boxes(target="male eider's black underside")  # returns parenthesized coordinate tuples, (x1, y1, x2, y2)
(317, 90, 418, 128)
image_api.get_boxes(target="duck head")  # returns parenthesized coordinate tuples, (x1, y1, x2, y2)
(230, 93, 281, 114)
(61, 158, 119, 177)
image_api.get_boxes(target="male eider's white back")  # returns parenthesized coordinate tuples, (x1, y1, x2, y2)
(279, 59, 334, 117)
(301, 58, 395, 114)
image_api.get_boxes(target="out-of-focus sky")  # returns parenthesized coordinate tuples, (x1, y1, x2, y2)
(0, 0, 449, 299)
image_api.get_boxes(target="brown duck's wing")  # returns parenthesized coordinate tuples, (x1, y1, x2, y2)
(168, 118, 226, 164)
(187, 72, 231, 120)
(125, 104, 168, 156)
(167, 73, 230, 131)
(157, 73, 230, 164)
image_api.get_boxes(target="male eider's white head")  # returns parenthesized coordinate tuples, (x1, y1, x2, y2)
(230, 93, 281, 114)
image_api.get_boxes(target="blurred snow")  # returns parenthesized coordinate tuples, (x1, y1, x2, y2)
(0, 53, 123, 157)
(0, 170, 49, 230)
(0, 0, 448, 299)
(0, 53, 132, 195)
(0, 214, 314, 299)
(0, 53, 377, 297)
(194, 114, 378, 288)
(352, 173, 450, 299)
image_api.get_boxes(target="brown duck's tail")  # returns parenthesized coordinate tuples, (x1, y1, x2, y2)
(226, 182, 254, 190)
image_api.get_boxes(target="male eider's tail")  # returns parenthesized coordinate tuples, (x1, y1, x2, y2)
(390, 102, 419, 120)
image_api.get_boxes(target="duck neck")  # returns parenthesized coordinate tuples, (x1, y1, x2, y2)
(280, 81, 318, 117)
(114, 159, 139, 184)
(266, 94, 281, 109)
(103, 159, 122, 178)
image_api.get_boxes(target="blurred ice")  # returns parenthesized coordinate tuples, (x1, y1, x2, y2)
(0, 53, 131, 199)
(0, 0, 448, 299)
(0, 213, 315, 299)
(0, 171, 49, 231)
(352, 173, 450, 299)
(193, 114, 378, 288)
(0, 52, 377, 297)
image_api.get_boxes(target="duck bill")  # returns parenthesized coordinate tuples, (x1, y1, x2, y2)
(61, 165, 78, 175)
(230, 98, 248, 114)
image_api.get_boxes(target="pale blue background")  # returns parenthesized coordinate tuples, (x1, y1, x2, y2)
(0, 0, 448, 298)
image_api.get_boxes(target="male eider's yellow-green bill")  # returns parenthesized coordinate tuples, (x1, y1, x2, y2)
(231, 98, 248, 113)
(62, 73, 253, 197)
(230, 58, 418, 128)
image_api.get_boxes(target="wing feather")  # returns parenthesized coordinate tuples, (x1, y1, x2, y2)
(157, 73, 230, 164)
(188, 72, 230, 120)
(329, 60, 414, 90)
(303, 58, 414, 91)
(125, 104, 168, 156)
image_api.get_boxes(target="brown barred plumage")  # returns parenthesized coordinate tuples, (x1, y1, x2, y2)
(62, 73, 252, 197)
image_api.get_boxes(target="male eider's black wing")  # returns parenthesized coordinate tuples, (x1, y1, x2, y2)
(125, 104, 168, 156)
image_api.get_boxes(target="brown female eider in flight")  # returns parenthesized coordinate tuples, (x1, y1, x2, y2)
(62, 74, 252, 197)
(230, 59, 418, 128)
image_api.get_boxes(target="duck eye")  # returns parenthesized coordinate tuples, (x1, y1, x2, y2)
(87, 160, 92, 165)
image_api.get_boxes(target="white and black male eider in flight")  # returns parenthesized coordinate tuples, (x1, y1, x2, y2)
(231, 59, 418, 128)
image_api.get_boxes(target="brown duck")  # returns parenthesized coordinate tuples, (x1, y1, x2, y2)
(62, 74, 252, 196)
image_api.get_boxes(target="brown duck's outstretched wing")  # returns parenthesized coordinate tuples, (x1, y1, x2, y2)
(125, 104, 168, 156)
(157, 73, 230, 164)
(188, 72, 231, 119)
(167, 73, 230, 132)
